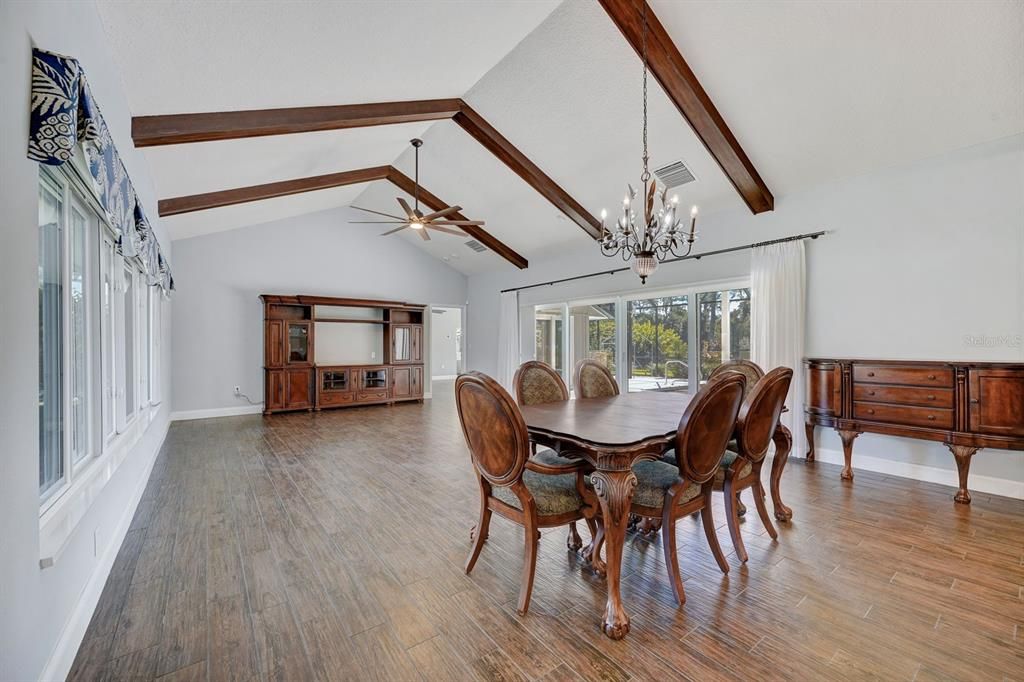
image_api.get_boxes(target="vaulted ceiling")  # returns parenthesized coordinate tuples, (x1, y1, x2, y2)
(96, 0, 1024, 275)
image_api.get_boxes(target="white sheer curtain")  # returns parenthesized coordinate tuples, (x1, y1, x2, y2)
(751, 240, 806, 457)
(497, 291, 521, 390)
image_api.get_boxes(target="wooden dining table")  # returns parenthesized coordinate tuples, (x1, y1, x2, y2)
(519, 390, 794, 639)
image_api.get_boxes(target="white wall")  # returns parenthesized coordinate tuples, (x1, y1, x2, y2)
(170, 206, 468, 415)
(0, 2, 174, 679)
(430, 307, 463, 378)
(467, 136, 1024, 494)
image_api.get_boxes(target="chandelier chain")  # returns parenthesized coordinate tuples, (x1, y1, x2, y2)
(640, 0, 650, 182)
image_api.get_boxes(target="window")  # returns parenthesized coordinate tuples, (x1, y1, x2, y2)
(531, 282, 751, 398)
(38, 166, 163, 507)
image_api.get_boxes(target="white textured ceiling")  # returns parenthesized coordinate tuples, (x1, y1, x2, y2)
(97, 0, 1024, 274)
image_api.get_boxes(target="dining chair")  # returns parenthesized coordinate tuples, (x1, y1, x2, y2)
(626, 372, 746, 606)
(714, 366, 793, 563)
(456, 372, 598, 615)
(512, 360, 592, 550)
(574, 359, 620, 399)
(708, 359, 765, 400)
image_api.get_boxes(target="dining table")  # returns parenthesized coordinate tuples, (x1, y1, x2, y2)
(519, 390, 794, 639)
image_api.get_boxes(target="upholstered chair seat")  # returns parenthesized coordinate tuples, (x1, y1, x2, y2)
(631, 461, 702, 508)
(491, 469, 584, 516)
(533, 448, 578, 468)
(714, 450, 753, 485)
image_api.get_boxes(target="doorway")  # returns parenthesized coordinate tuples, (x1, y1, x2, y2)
(430, 306, 463, 381)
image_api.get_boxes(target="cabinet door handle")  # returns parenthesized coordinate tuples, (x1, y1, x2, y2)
(969, 398, 979, 404)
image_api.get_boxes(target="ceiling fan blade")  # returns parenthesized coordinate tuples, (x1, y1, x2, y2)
(420, 205, 462, 221)
(396, 197, 414, 219)
(431, 220, 485, 226)
(350, 220, 407, 224)
(427, 225, 466, 236)
(351, 205, 407, 220)
(380, 225, 408, 236)
(418, 228, 431, 241)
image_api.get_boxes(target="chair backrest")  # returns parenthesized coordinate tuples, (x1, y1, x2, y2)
(708, 359, 765, 400)
(513, 361, 569, 406)
(735, 366, 793, 462)
(674, 372, 746, 483)
(574, 359, 619, 399)
(455, 372, 530, 488)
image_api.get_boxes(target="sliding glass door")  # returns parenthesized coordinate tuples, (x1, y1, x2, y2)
(531, 282, 750, 396)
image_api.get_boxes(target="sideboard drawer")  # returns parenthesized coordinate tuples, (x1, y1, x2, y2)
(853, 402, 954, 429)
(853, 365, 953, 388)
(853, 384, 954, 408)
(319, 391, 354, 407)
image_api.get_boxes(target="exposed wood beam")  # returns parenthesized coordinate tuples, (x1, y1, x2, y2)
(386, 167, 528, 269)
(598, 0, 774, 214)
(156, 165, 528, 269)
(158, 166, 391, 216)
(452, 104, 603, 240)
(132, 99, 463, 147)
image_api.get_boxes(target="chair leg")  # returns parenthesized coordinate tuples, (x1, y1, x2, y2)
(723, 480, 748, 564)
(753, 479, 778, 540)
(660, 508, 686, 606)
(700, 489, 731, 574)
(566, 522, 583, 551)
(465, 503, 491, 575)
(517, 514, 540, 616)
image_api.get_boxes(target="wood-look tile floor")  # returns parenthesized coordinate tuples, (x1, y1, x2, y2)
(70, 383, 1024, 681)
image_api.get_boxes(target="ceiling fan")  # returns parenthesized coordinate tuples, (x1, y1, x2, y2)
(350, 138, 484, 241)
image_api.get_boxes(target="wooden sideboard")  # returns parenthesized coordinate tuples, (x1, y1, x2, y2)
(260, 295, 425, 414)
(804, 358, 1024, 503)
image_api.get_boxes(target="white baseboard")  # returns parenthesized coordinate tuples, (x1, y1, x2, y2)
(40, 416, 169, 682)
(170, 404, 264, 421)
(813, 447, 1024, 500)
(432, 374, 457, 381)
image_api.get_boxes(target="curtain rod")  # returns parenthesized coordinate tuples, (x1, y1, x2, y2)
(500, 230, 826, 294)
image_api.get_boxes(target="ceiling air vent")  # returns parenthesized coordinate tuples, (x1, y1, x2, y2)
(653, 160, 696, 189)
(464, 239, 487, 253)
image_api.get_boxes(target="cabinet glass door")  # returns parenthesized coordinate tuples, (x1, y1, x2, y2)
(288, 323, 309, 363)
(393, 326, 411, 362)
(322, 370, 348, 391)
(363, 368, 388, 390)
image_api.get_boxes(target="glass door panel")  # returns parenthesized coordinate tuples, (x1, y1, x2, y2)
(697, 287, 751, 383)
(393, 325, 411, 362)
(534, 305, 566, 378)
(322, 370, 349, 391)
(627, 296, 688, 393)
(569, 302, 616, 386)
(287, 323, 309, 363)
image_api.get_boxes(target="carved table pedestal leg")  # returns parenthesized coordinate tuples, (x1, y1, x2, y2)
(805, 422, 816, 462)
(770, 424, 793, 521)
(947, 444, 979, 505)
(838, 430, 860, 481)
(590, 469, 637, 640)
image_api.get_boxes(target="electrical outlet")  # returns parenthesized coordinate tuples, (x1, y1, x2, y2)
(234, 386, 241, 396)
(370, 351, 376, 360)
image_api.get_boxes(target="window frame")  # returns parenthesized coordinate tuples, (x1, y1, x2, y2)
(528, 276, 751, 397)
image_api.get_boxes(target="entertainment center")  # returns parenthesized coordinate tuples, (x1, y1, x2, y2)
(260, 294, 425, 414)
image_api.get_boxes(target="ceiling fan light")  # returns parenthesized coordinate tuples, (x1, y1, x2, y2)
(410, 221, 424, 230)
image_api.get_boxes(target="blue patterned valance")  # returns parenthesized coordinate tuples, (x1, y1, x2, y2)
(28, 48, 173, 292)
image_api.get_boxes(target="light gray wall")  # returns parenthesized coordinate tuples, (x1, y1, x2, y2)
(170, 206, 468, 414)
(430, 307, 463, 377)
(0, 2, 174, 679)
(467, 135, 1024, 490)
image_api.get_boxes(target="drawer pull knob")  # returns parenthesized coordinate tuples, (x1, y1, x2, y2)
(868, 390, 875, 396)
(927, 395, 935, 400)
(927, 415, 936, 420)
(867, 409, 875, 415)
(867, 372, 875, 377)
(928, 374, 936, 380)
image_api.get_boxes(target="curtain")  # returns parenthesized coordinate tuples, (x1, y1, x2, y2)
(28, 48, 174, 292)
(497, 291, 521, 390)
(751, 240, 806, 457)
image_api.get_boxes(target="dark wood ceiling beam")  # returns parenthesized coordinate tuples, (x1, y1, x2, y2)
(453, 104, 603, 240)
(598, 0, 774, 214)
(158, 166, 392, 216)
(386, 167, 528, 269)
(132, 99, 463, 147)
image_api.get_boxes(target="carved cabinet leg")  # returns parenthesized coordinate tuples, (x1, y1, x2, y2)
(590, 469, 637, 640)
(770, 424, 793, 521)
(838, 430, 860, 481)
(805, 422, 816, 461)
(947, 444, 979, 505)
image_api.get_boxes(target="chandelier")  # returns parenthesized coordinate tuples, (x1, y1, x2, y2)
(599, 1, 699, 284)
